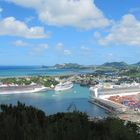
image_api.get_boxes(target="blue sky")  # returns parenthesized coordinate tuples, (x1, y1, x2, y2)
(0, 0, 140, 65)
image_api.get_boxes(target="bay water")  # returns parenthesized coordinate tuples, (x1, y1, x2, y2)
(0, 66, 107, 117)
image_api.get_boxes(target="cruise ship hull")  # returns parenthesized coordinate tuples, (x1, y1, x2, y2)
(55, 82, 73, 91)
(90, 86, 140, 98)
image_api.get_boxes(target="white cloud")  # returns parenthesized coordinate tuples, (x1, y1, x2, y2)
(0, 17, 48, 38)
(81, 46, 90, 52)
(13, 40, 30, 47)
(98, 14, 140, 46)
(55, 42, 72, 56)
(7, 0, 110, 29)
(13, 40, 49, 55)
(63, 49, 72, 56)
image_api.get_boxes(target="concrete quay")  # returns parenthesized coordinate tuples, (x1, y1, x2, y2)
(89, 97, 140, 124)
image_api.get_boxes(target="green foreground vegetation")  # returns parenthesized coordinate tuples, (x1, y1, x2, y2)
(0, 102, 139, 140)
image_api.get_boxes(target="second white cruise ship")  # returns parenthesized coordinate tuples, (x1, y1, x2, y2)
(55, 81, 73, 91)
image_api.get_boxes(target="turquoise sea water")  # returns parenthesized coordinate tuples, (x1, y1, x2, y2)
(0, 66, 95, 77)
(0, 66, 74, 77)
(0, 66, 107, 117)
(0, 84, 107, 117)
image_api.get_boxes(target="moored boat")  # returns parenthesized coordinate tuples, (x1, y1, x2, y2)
(55, 81, 73, 91)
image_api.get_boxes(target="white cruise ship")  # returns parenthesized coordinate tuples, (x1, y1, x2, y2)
(89, 82, 140, 99)
(55, 81, 73, 91)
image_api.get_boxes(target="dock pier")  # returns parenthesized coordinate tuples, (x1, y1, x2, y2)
(89, 97, 140, 124)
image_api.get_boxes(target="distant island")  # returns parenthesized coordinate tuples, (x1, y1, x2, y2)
(101, 61, 129, 68)
(42, 63, 93, 70)
(42, 61, 140, 70)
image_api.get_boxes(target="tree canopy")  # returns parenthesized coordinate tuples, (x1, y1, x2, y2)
(0, 102, 139, 140)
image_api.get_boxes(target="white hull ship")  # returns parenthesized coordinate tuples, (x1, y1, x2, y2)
(89, 83, 140, 99)
(55, 81, 73, 91)
(0, 85, 47, 94)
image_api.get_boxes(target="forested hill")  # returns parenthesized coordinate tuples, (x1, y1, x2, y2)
(42, 63, 91, 69)
(133, 61, 140, 66)
(101, 62, 128, 68)
(42, 61, 140, 70)
(0, 102, 139, 140)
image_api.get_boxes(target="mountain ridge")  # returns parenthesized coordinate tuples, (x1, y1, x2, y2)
(42, 61, 140, 69)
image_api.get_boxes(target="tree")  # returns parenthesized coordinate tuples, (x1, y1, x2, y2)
(0, 102, 139, 140)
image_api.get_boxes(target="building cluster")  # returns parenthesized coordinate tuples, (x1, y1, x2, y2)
(108, 94, 140, 111)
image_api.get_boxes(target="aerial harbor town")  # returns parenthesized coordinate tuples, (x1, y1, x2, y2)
(1, 0, 140, 139)
(0, 62, 140, 124)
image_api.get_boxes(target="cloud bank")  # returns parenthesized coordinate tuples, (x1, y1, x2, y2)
(7, 0, 110, 29)
(98, 14, 140, 47)
(0, 17, 47, 38)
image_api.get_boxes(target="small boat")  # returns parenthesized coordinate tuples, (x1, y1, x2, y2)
(54, 81, 73, 91)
